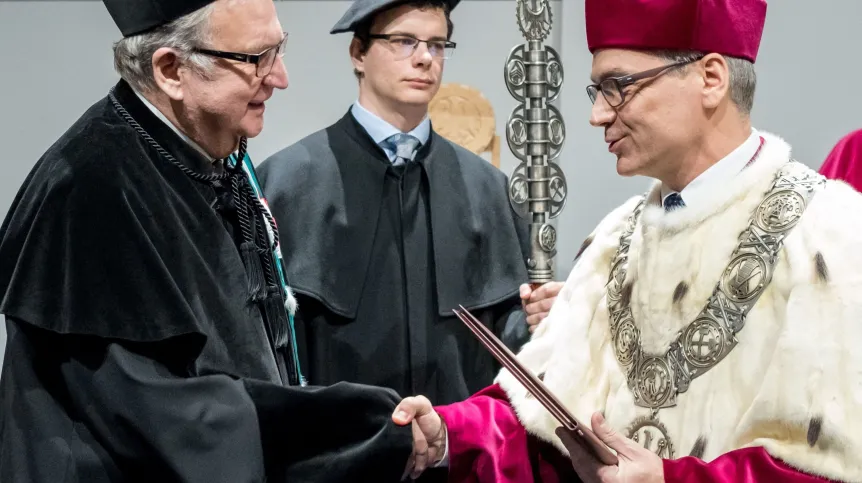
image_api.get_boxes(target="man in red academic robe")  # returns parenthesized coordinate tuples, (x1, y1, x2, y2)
(391, 0, 862, 482)
(819, 129, 862, 192)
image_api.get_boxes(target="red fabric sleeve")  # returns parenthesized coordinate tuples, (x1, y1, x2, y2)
(434, 384, 570, 483)
(819, 129, 862, 192)
(437, 384, 838, 483)
(664, 446, 837, 483)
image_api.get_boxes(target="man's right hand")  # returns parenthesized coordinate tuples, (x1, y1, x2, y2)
(392, 396, 447, 480)
(521, 281, 564, 332)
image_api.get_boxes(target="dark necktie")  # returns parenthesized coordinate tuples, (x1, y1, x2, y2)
(664, 193, 685, 212)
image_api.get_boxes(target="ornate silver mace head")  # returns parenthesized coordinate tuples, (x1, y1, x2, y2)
(505, 0, 568, 284)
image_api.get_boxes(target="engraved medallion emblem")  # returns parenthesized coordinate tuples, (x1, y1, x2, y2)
(681, 319, 726, 368)
(627, 415, 675, 458)
(607, 258, 628, 296)
(637, 357, 673, 407)
(755, 190, 806, 233)
(516, 0, 552, 41)
(608, 162, 825, 440)
(613, 320, 639, 367)
(506, 57, 526, 87)
(722, 253, 768, 303)
(538, 224, 557, 252)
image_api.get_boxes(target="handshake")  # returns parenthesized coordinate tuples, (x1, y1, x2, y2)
(387, 282, 565, 480)
(391, 395, 446, 480)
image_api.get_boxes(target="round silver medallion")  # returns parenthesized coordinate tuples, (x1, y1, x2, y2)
(538, 224, 556, 252)
(636, 357, 673, 408)
(627, 415, 675, 458)
(503, 45, 527, 103)
(544, 46, 564, 102)
(755, 189, 806, 233)
(507, 163, 530, 220)
(681, 318, 726, 368)
(722, 253, 768, 303)
(613, 320, 639, 367)
(546, 162, 568, 218)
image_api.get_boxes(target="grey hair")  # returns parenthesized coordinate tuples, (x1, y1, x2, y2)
(653, 50, 757, 115)
(112, 3, 217, 93)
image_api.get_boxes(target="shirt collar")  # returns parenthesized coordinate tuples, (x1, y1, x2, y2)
(133, 89, 216, 162)
(350, 100, 431, 159)
(661, 128, 762, 210)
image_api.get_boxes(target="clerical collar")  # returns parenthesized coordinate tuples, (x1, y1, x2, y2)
(132, 89, 216, 162)
(661, 129, 762, 210)
(350, 100, 431, 162)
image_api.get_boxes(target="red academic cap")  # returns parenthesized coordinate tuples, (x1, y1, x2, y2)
(585, 0, 768, 63)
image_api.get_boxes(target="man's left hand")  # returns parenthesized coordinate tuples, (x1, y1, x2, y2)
(520, 282, 564, 332)
(556, 412, 664, 483)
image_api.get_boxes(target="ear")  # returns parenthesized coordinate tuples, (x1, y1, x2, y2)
(152, 47, 184, 101)
(700, 53, 730, 110)
(349, 37, 366, 77)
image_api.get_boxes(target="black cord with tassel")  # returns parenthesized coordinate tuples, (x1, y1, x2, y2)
(109, 89, 297, 379)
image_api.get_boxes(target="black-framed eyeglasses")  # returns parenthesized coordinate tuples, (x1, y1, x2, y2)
(195, 32, 288, 78)
(586, 56, 703, 107)
(367, 34, 456, 60)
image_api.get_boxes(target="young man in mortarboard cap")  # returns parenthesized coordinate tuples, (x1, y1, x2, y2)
(394, 0, 862, 481)
(0, 1, 417, 481)
(256, 0, 563, 416)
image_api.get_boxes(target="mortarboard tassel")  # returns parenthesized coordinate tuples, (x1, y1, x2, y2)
(239, 241, 267, 302)
(262, 285, 289, 349)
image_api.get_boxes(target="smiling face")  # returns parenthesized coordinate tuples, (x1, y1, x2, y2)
(589, 48, 706, 181)
(172, 0, 288, 155)
(190, 0, 287, 136)
(351, 4, 449, 114)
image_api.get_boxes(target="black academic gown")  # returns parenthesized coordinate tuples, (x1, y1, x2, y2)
(257, 111, 531, 408)
(0, 80, 412, 483)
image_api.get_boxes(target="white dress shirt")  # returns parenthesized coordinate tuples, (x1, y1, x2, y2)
(661, 129, 762, 209)
(133, 89, 216, 162)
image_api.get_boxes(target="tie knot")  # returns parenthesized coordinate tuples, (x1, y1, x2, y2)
(383, 133, 421, 164)
(663, 193, 685, 212)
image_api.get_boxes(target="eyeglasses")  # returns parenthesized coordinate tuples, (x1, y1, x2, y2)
(367, 34, 456, 60)
(586, 56, 703, 107)
(194, 32, 288, 78)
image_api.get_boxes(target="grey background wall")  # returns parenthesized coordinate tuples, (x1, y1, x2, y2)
(1, 1, 861, 371)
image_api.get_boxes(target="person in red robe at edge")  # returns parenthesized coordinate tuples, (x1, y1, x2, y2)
(392, 0, 862, 482)
(819, 129, 862, 192)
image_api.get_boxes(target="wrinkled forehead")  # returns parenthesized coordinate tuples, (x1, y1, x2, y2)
(589, 48, 666, 83)
(208, 0, 283, 51)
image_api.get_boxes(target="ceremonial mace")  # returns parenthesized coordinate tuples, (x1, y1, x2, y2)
(505, 0, 568, 286)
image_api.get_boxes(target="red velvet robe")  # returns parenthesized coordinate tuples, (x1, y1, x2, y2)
(429, 132, 862, 483)
(819, 129, 862, 193)
(436, 385, 836, 483)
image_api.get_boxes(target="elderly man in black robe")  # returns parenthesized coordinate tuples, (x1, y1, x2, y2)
(0, 1, 416, 481)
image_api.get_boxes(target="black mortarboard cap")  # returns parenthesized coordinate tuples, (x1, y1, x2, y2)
(330, 0, 461, 34)
(102, 0, 219, 37)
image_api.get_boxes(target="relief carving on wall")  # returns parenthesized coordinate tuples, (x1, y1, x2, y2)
(428, 83, 500, 168)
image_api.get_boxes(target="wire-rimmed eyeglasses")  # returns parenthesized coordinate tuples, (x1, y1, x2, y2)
(586, 56, 704, 107)
(368, 34, 456, 60)
(195, 32, 288, 78)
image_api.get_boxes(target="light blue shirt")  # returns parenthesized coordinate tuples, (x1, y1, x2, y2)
(350, 100, 431, 162)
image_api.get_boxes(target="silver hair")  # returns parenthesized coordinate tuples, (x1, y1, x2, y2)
(653, 50, 757, 115)
(112, 3, 217, 93)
